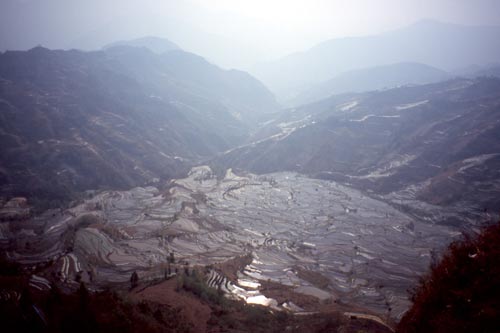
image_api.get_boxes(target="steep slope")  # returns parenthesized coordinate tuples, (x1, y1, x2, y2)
(161, 50, 279, 120)
(253, 20, 500, 101)
(216, 78, 500, 211)
(105, 46, 279, 124)
(397, 222, 500, 333)
(0, 46, 277, 209)
(291, 62, 450, 106)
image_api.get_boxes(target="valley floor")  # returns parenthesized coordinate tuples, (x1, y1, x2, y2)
(0, 166, 469, 325)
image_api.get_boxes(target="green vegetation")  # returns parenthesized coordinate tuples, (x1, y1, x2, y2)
(175, 269, 357, 332)
(177, 270, 227, 308)
(397, 221, 500, 332)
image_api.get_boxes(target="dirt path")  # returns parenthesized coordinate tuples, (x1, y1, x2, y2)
(344, 311, 395, 332)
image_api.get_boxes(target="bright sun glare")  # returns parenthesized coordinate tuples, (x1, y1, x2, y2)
(195, 0, 323, 27)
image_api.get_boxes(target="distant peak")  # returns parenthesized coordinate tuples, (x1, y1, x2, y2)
(29, 45, 50, 52)
(103, 36, 180, 55)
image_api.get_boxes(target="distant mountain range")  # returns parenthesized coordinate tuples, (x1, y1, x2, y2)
(458, 63, 500, 79)
(289, 62, 450, 106)
(272, 60, 500, 107)
(0, 46, 277, 209)
(216, 77, 500, 212)
(252, 20, 500, 102)
(2, 27, 500, 214)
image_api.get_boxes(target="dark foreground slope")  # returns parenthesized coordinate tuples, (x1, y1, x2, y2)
(397, 221, 500, 332)
(0, 46, 277, 210)
(217, 78, 500, 211)
(0, 259, 392, 333)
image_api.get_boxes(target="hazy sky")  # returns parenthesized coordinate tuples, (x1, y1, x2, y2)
(1, 0, 500, 68)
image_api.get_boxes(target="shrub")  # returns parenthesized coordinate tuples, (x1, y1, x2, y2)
(397, 222, 500, 332)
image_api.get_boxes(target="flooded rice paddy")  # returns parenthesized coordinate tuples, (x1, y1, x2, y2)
(1, 166, 464, 319)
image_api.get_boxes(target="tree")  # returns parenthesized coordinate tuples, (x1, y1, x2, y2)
(166, 262, 171, 278)
(78, 282, 89, 310)
(168, 252, 175, 264)
(130, 271, 139, 290)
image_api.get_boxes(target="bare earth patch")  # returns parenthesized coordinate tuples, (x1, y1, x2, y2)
(132, 279, 212, 333)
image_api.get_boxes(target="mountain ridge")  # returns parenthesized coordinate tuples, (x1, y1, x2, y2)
(103, 36, 181, 54)
(252, 20, 500, 101)
(289, 62, 450, 106)
(0, 46, 278, 209)
(215, 77, 500, 214)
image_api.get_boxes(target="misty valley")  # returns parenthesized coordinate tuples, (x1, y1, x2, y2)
(1, 16, 500, 333)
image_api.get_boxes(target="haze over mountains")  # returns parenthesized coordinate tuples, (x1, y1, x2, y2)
(289, 62, 450, 106)
(0, 44, 277, 209)
(252, 20, 500, 102)
(1, 8, 500, 331)
(103, 36, 181, 54)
